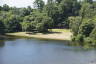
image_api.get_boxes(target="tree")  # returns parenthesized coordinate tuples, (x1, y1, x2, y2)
(84, 0, 93, 4)
(90, 26, 96, 40)
(36, 23, 47, 32)
(3, 4, 10, 11)
(0, 20, 5, 34)
(78, 19, 95, 37)
(55, 0, 62, 3)
(41, 16, 53, 29)
(0, 6, 2, 11)
(3, 14, 22, 32)
(21, 22, 31, 32)
(68, 16, 82, 36)
(19, 8, 31, 17)
(80, 3, 94, 19)
(31, 11, 53, 32)
(33, 0, 45, 11)
(59, 0, 79, 16)
(21, 15, 35, 32)
(27, 6, 33, 13)
(55, 0, 80, 28)
(11, 7, 20, 15)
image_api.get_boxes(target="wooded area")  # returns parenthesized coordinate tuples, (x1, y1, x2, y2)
(0, 0, 96, 47)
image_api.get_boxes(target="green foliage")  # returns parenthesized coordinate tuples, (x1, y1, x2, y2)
(59, 0, 80, 16)
(55, 0, 62, 3)
(35, 16, 53, 32)
(34, 0, 45, 11)
(44, 3, 59, 27)
(4, 15, 22, 32)
(79, 19, 95, 37)
(21, 15, 35, 32)
(68, 0, 96, 47)
(21, 22, 33, 32)
(36, 23, 47, 32)
(90, 27, 96, 40)
(21, 11, 53, 32)
(19, 8, 31, 17)
(0, 6, 2, 11)
(0, 10, 22, 32)
(43, 0, 80, 28)
(84, 0, 93, 4)
(34, 12, 53, 32)
(2, 4, 10, 11)
(84, 37, 92, 45)
(80, 3, 95, 19)
(0, 20, 5, 34)
(0, 0, 96, 47)
(68, 16, 82, 35)
(75, 34, 84, 43)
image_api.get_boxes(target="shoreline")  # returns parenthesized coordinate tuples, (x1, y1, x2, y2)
(5, 29, 72, 41)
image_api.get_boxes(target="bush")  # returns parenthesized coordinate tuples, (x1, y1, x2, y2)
(78, 19, 95, 37)
(75, 34, 84, 46)
(90, 27, 96, 40)
(0, 21, 5, 34)
(84, 37, 92, 44)
(68, 16, 82, 36)
(72, 36, 76, 42)
(75, 34, 84, 42)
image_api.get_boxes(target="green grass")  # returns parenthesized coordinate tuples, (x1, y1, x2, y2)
(6, 29, 72, 41)
(49, 29, 71, 32)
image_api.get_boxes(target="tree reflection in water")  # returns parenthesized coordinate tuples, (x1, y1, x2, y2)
(0, 40, 5, 47)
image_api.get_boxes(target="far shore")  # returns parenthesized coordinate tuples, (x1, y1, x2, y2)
(6, 29, 73, 41)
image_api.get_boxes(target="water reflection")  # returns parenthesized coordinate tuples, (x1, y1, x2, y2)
(0, 38, 96, 64)
(0, 40, 5, 47)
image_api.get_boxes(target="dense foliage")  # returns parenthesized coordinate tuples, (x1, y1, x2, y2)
(68, 0, 96, 47)
(0, 0, 96, 47)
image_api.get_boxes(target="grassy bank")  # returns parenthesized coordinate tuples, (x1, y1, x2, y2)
(6, 29, 72, 41)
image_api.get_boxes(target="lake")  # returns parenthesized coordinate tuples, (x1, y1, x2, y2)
(0, 38, 96, 64)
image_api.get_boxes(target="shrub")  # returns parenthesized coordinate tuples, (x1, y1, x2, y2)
(75, 34, 84, 46)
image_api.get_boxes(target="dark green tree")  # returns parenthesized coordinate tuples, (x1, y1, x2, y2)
(34, 0, 45, 11)
(68, 16, 82, 36)
(78, 19, 95, 37)
(84, 0, 93, 4)
(3, 4, 10, 11)
(0, 20, 5, 34)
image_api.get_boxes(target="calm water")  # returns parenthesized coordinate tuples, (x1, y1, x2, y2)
(0, 38, 96, 64)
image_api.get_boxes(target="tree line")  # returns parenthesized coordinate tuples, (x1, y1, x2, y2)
(0, 0, 96, 47)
